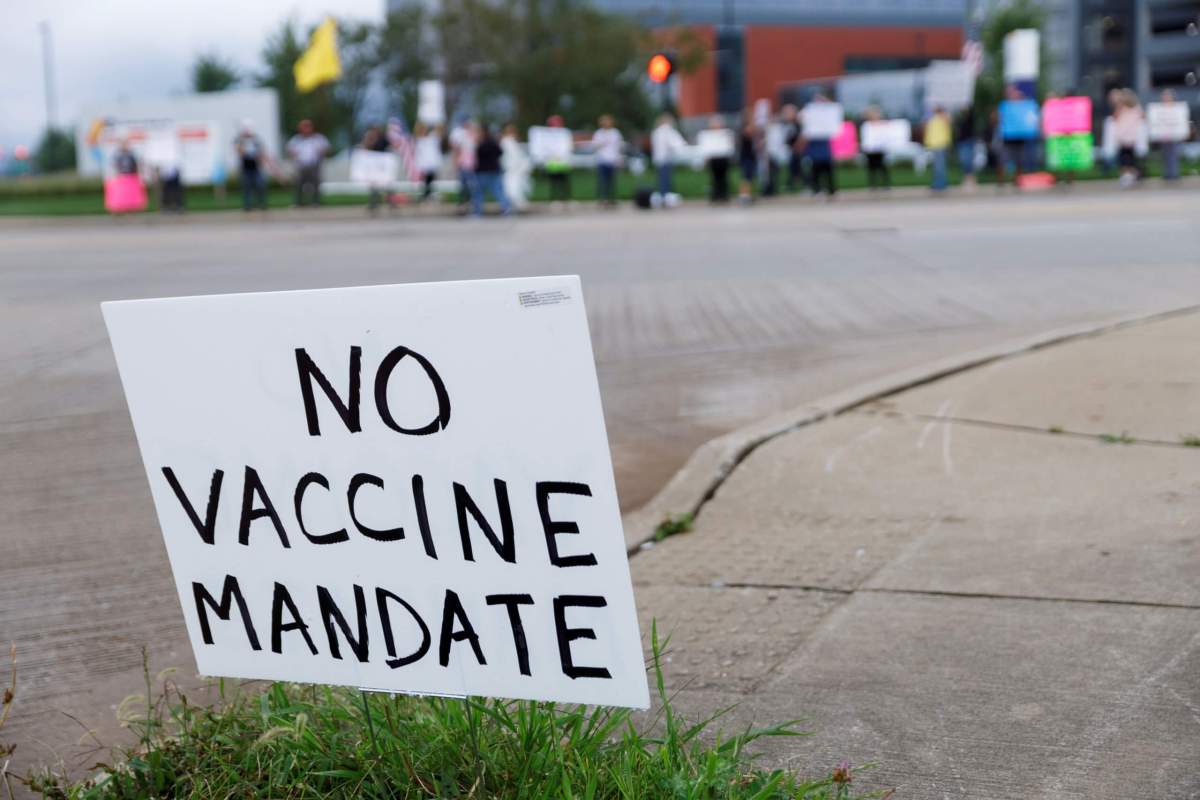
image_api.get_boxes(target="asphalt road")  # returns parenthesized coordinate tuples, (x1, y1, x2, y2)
(2, 186, 1199, 781)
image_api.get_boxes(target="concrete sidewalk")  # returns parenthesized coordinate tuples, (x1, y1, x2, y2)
(631, 311, 1200, 799)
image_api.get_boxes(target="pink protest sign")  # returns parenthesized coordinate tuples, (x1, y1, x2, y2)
(832, 121, 858, 160)
(1042, 97, 1091, 135)
(104, 175, 148, 214)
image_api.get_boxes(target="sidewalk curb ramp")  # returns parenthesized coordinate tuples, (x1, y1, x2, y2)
(621, 303, 1200, 552)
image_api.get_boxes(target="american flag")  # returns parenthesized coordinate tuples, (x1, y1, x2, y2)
(386, 116, 421, 182)
(961, 40, 984, 78)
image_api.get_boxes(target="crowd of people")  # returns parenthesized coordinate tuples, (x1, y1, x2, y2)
(108, 88, 1193, 217)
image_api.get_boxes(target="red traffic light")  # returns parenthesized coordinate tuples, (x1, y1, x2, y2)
(647, 53, 673, 83)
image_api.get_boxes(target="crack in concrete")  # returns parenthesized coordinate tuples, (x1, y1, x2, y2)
(642, 580, 1200, 612)
(860, 408, 1200, 451)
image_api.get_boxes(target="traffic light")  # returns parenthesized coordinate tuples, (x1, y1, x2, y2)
(647, 52, 674, 84)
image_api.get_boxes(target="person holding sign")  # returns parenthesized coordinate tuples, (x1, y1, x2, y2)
(800, 95, 840, 197)
(1112, 89, 1146, 188)
(860, 106, 890, 190)
(234, 120, 268, 212)
(360, 126, 393, 214)
(544, 115, 573, 206)
(924, 106, 953, 193)
(287, 119, 330, 207)
(414, 123, 445, 202)
(699, 115, 734, 203)
(1149, 89, 1189, 181)
(650, 113, 687, 202)
(590, 115, 623, 207)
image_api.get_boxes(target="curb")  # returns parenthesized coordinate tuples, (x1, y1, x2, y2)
(621, 303, 1200, 553)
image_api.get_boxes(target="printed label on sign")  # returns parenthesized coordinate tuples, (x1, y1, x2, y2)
(102, 276, 649, 708)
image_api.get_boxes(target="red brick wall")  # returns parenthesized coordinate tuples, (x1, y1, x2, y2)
(744, 25, 963, 108)
(675, 24, 963, 116)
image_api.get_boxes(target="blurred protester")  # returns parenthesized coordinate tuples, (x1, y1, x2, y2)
(234, 120, 267, 211)
(1000, 87, 1031, 184)
(545, 115, 573, 205)
(449, 119, 479, 210)
(414, 122, 444, 202)
(1157, 89, 1182, 182)
(986, 108, 1007, 186)
(1100, 88, 1122, 176)
(113, 139, 138, 176)
(802, 95, 836, 197)
(471, 125, 511, 217)
(780, 104, 802, 191)
(763, 114, 788, 196)
(591, 114, 623, 207)
(287, 118, 329, 207)
(361, 126, 391, 213)
(651, 113, 687, 200)
(924, 105, 952, 193)
(1112, 89, 1145, 188)
(106, 139, 147, 215)
(500, 122, 531, 212)
(861, 105, 890, 190)
(955, 106, 978, 191)
(705, 115, 732, 203)
(158, 161, 184, 213)
(737, 113, 761, 204)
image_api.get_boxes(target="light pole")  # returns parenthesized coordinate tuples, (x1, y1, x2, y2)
(40, 20, 58, 131)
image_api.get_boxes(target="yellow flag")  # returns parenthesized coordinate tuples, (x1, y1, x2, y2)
(294, 17, 342, 93)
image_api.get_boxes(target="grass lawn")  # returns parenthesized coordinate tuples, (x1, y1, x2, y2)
(12, 630, 881, 799)
(3, 158, 1192, 217)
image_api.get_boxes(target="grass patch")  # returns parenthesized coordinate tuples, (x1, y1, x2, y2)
(1099, 431, 1136, 445)
(24, 626, 878, 799)
(1047, 425, 1064, 434)
(1179, 435, 1200, 448)
(653, 512, 696, 542)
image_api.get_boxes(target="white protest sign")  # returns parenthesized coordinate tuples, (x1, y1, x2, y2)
(1146, 102, 1190, 142)
(350, 149, 400, 187)
(860, 119, 912, 153)
(527, 126, 574, 165)
(696, 128, 735, 159)
(924, 60, 975, 111)
(102, 277, 649, 709)
(1004, 29, 1040, 81)
(418, 81, 446, 126)
(801, 102, 844, 139)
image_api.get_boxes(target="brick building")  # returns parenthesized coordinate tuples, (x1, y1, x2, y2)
(597, 0, 966, 115)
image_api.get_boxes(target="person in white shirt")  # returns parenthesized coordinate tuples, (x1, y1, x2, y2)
(650, 113, 687, 199)
(500, 122, 531, 212)
(286, 118, 330, 207)
(413, 122, 445, 201)
(448, 120, 479, 209)
(590, 114, 623, 207)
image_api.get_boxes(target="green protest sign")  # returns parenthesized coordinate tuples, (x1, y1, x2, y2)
(1046, 133, 1094, 172)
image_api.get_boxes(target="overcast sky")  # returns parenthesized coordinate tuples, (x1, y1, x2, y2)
(1, 0, 383, 151)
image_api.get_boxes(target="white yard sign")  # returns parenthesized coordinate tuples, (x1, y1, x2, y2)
(860, 119, 912, 154)
(349, 149, 400, 187)
(528, 126, 574, 165)
(103, 277, 649, 709)
(1146, 102, 1190, 142)
(697, 129, 736, 159)
(801, 102, 844, 139)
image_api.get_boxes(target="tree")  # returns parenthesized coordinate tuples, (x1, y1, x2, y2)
(424, 0, 688, 132)
(974, 0, 1046, 112)
(191, 53, 240, 93)
(256, 18, 353, 147)
(378, 7, 437, 126)
(33, 126, 76, 173)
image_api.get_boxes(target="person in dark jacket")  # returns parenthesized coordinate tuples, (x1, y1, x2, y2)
(472, 125, 512, 217)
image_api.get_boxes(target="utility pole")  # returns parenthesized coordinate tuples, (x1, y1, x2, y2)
(40, 20, 58, 131)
